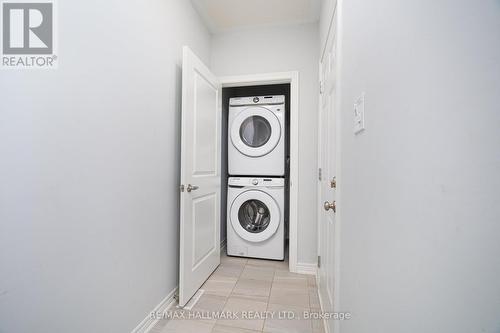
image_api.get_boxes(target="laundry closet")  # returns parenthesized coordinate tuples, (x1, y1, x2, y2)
(177, 47, 300, 306)
(221, 84, 291, 261)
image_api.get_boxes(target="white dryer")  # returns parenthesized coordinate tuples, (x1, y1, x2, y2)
(227, 177, 284, 260)
(228, 95, 285, 176)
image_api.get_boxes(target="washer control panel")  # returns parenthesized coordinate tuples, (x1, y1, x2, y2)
(230, 95, 285, 106)
(228, 177, 284, 187)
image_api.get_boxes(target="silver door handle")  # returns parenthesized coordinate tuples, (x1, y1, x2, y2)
(324, 200, 336, 213)
(186, 184, 199, 192)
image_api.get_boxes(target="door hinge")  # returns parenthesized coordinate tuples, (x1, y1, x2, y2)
(318, 255, 321, 268)
(318, 168, 322, 181)
(319, 80, 324, 94)
(179, 184, 185, 192)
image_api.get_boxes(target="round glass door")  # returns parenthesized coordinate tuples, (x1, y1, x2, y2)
(239, 116, 272, 148)
(230, 190, 280, 243)
(238, 199, 271, 233)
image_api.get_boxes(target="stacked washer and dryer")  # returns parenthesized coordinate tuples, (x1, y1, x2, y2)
(227, 95, 286, 260)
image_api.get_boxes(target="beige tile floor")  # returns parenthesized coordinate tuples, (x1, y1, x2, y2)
(151, 252, 325, 333)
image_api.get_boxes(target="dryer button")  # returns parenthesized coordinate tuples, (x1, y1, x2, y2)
(252, 179, 259, 185)
(253, 97, 259, 103)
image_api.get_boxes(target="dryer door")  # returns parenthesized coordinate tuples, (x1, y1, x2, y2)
(230, 189, 280, 243)
(230, 106, 281, 157)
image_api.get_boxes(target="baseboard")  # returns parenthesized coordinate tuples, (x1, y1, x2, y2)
(131, 287, 178, 333)
(130, 238, 235, 333)
(295, 262, 318, 275)
(131, 265, 317, 333)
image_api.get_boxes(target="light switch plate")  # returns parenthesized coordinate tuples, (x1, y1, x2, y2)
(354, 93, 365, 134)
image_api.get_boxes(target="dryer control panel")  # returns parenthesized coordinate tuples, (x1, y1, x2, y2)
(229, 95, 285, 106)
(228, 177, 285, 187)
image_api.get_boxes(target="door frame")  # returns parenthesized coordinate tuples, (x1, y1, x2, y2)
(220, 71, 300, 273)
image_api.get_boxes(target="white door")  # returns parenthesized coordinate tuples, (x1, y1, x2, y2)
(317, 19, 338, 332)
(179, 46, 221, 307)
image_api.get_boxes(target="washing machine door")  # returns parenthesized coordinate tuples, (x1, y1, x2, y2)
(230, 189, 280, 243)
(230, 106, 281, 157)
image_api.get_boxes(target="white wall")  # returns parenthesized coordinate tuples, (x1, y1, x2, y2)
(0, 1, 210, 332)
(330, 0, 500, 332)
(211, 23, 320, 264)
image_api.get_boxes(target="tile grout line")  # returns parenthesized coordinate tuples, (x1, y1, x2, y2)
(212, 255, 317, 333)
(210, 254, 244, 332)
(212, 255, 251, 332)
(262, 260, 278, 333)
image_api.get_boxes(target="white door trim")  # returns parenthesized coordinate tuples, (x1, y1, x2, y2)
(220, 71, 300, 273)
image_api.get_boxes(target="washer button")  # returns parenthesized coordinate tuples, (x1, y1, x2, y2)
(253, 97, 259, 103)
(252, 179, 259, 185)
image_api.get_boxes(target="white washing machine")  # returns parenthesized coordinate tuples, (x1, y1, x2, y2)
(228, 95, 285, 176)
(227, 177, 284, 260)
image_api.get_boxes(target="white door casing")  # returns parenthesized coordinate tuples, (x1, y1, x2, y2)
(179, 46, 221, 307)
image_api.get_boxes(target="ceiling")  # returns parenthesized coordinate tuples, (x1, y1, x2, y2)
(191, 0, 322, 33)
